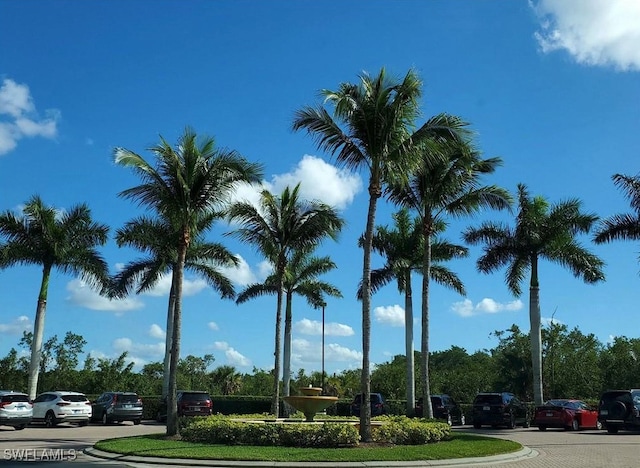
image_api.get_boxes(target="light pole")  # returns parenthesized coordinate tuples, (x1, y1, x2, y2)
(321, 303, 325, 394)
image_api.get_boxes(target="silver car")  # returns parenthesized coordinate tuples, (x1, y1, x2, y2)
(0, 390, 32, 430)
(32, 391, 92, 427)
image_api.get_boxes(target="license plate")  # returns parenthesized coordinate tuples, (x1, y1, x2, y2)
(73, 410, 80, 413)
(483, 406, 490, 411)
(546, 412, 553, 417)
(16, 405, 26, 410)
(124, 404, 132, 408)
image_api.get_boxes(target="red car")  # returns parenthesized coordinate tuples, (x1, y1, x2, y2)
(532, 399, 601, 431)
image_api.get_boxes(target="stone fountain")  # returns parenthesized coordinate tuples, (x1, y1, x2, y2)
(283, 386, 338, 422)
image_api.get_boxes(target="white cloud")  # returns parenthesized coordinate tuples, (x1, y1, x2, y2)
(149, 324, 165, 339)
(294, 318, 355, 337)
(292, 338, 362, 364)
(214, 341, 251, 367)
(451, 298, 523, 317)
(219, 255, 258, 286)
(208, 321, 219, 331)
(112, 337, 165, 359)
(374, 305, 405, 327)
(541, 316, 564, 327)
(531, 0, 640, 71)
(141, 273, 208, 297)
(0, 78, 60, 156)
(0, 315, 32, 335)
(66, 279, 144, 314)
(256, 260, 273, 280)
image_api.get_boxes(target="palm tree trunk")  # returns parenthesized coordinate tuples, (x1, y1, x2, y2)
(271, 274, 284, 416)
(162, 282, 176, 399)
(28, 266, 51, 400)
(360, 189, 379, 442)
(530, 256, 543, 405)
(167, 244, 187, 436)
(420, 229, 433, 419)
(404, 270, 415, 417)
(282, 291, 294, 416)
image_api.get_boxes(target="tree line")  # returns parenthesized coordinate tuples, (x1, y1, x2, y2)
(1, 67, 639, 440)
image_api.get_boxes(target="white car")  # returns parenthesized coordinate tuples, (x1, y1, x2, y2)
(32, 391, 92, 427)
(0, 390, 32, 430)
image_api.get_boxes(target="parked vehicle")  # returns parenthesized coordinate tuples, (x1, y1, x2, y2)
(415, 394, 465, 425)
(472, 392, 529, 429)
(350, 393, 387, 417)
(0, 390, 32, 430)
(31, 391, 91, 427)
(532, 399, 601, 431)
(91, 391, 143, 425)
(157, 390, 213, 422)
(598, 389, 640, 433)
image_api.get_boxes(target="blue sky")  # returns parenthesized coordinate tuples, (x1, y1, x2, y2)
(1, 1, 639, 378)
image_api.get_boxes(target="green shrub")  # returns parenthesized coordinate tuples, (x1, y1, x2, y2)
(372, 416, 451, 445)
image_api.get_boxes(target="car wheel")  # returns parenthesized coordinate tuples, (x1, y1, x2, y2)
(473, 422, 481, 429)
(596, 420, 603, 430)
(14, 425, 26, 430)
(134, 419, 141, 425)
(607, 426, 619, 434)
(571, 418, 579, 431)
(79, 420, 88, 427)
(538, 425, 547, 431)
(102, 412, 109, 425)
(44, 411, 57, 428)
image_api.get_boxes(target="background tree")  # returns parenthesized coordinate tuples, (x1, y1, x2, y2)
(594, 173, 640, 270)
(115, 127, 262, 435)
(228, 183, 343, 416)
(0, 195, 109, 399)
(293, 67, 468, 440)
(360, 208, 467, 415)
(236, 247, 342, 402)
(463, 183, 605, 404)
(387, 141, 511, 418)
(211, 365, 242, 395)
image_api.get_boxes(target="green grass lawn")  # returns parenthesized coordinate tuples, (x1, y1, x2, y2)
(94, 432, 522, 463)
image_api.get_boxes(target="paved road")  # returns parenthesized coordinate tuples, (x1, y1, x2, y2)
(2, 422, 640, 467)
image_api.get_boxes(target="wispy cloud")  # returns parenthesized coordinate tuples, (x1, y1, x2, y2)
(0, 315, 32, 335)
(374, 305, 405, 327)
(291, 338, 362, 365)
(66, 279, 144, 314)
(149, 324, 165, 339)
(294, 318, 355, 337)
(214, 341, 251, 367)
(0, 78, 60, 155)
(531, 0, 640, 71)
(451, 298, 523, 317)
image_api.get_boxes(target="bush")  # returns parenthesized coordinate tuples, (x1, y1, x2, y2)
(180, 415, 448, 447)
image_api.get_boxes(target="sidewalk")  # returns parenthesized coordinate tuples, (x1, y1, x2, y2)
(84, 445, 538, 467)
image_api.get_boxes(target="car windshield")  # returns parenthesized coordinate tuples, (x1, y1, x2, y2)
(62, 394, 88, 402)
(182, 393, 209, 401)
(475, 395, 502, 405)
(1, 394, 29, 403)
(117, 394, 139, 403)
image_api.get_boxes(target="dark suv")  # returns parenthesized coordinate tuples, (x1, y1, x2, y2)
(91, 392, 143, 425)
(157, 390, 213, 421)
(415, 394, 465, 425)
(350, 393, 387, 417)
(598, 389, 640, 433)
(472, 392, 529, 429)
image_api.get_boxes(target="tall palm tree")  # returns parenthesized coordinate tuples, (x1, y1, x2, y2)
(358, 208, 467, 416)
(594, 173, 640, 269)
(293, 67, 469, 440)
(227, 183, 344, 416)
(463, 183, 605, 405)
(110, 213, 239, 399)
(114, 128, 262, 435)
(387, 142, 512, 418)
(236, 247, 342, 402)
(0, 195, 109, 399)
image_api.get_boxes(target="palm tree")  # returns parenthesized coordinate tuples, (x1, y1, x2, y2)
(0, 195, 109, 399)
(387, 142, 512, 418)
(358, 208, 467, 416)
(293, 67, 470, 440)
(211, 365, 242, 395)
(594, 173, 640, 269)
(114, 128, 262, 435)
(110, 213, 239, 399)
(227, 183, 344, 416)
(236, 247, 342, 402)
(463, 183, 605, 405)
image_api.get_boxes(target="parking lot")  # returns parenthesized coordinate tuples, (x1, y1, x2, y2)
(1, 422, 640, 467)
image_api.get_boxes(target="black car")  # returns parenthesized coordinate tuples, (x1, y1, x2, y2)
(91, 391, 143, 425)
(350, 393, 387, 417)
(598, 389, 640, 433)
(157, 390, 213, 422)
(472, 392, 529, 429)
(415, 394, 465, 425)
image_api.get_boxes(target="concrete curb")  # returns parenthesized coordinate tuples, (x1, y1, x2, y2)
(84, 446, 538, 467)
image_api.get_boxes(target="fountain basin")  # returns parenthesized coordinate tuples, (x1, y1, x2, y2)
(283, 388, 338, 422)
